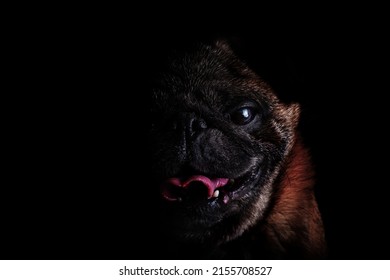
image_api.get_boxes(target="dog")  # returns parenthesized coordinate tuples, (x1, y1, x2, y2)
(149, 38, 326, 259)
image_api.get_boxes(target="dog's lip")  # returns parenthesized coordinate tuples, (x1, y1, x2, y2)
(161, 176, 229, 201)
(160, 161, 261, 203)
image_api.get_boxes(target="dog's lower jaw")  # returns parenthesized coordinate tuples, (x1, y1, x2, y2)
(158, 135, 326, 259)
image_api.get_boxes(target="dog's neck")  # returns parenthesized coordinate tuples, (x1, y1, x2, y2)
(262, 135, 327, 258)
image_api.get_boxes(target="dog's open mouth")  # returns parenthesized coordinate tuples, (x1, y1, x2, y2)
(160, 171, 254, 204)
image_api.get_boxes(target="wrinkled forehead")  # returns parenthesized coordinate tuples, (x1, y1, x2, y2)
(151, 43, 274, 112)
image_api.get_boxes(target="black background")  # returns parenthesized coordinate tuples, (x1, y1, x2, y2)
(3, 8, 389, 260)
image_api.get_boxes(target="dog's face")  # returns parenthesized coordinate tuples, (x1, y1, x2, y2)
(150, 41, 300, 245)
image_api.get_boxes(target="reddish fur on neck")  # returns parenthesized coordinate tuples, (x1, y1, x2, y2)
(263, 135, 327, 258)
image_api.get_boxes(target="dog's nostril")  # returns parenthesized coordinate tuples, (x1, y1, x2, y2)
(189, 118, 207, 136)
(170, 116, 207, 132)
(192, 119, 207, 131)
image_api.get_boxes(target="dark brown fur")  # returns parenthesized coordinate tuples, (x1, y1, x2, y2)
(150, 39, 326, 259)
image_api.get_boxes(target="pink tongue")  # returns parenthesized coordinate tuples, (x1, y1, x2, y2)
(161, 176, 229, 201)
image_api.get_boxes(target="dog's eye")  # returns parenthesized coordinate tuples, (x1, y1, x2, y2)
(230, 107, 255, 125)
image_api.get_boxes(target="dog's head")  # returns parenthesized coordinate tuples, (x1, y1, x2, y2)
(150, 40, 300, 244)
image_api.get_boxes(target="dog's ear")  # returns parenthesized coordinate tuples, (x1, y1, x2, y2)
(212, 35, 249, 57)
(284, 103, 300, 128)
(214, 39, 235, 53)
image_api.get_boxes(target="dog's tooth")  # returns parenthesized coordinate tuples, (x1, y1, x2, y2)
(213, 190, 220, 198)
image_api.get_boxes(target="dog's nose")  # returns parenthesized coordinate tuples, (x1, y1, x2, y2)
(172, 113, 207, 137)
(188, 116, 207, 136)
